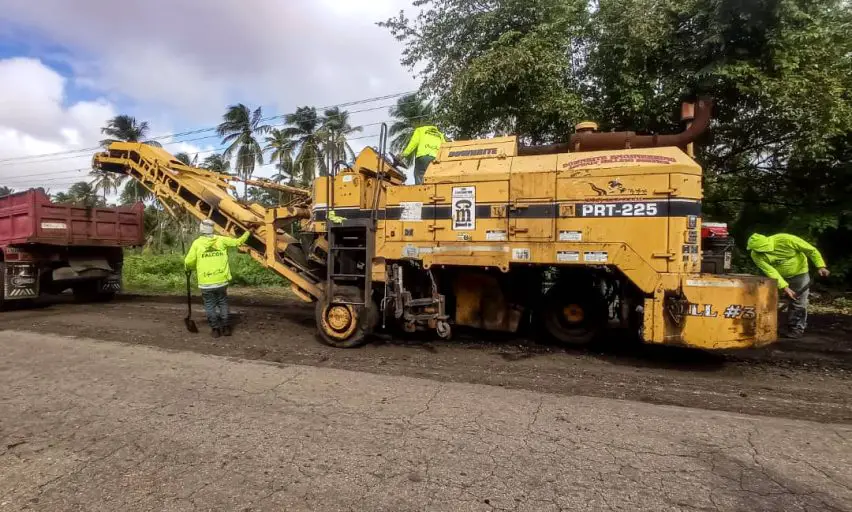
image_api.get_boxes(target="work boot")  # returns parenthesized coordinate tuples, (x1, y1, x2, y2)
(222, 325, 232, 337)
(211, 328, 221, 339)
(782, 330, 803, 340)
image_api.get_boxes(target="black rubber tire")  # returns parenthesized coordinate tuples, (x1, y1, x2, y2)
(73, 281, 115, 303)
(315, 299, 371, 349)
(539, 284, 607, 346)
(0, 262, 5, 312)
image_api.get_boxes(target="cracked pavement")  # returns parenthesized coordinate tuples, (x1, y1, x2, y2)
(0, 331, 850, 512)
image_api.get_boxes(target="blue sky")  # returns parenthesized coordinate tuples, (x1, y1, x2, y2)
(0, 0, 417, 192)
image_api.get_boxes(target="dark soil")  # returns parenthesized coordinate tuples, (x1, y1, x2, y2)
(1, 293, 849, 423)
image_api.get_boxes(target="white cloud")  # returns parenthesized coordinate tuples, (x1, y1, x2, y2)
(3, 0, 417, 126)
(0, 58, 116, 193)
(0, 1, 423, 190)
(0, 58, 213, 195)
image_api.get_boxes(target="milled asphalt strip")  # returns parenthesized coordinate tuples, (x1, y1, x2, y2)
(0, 331, 849, 512)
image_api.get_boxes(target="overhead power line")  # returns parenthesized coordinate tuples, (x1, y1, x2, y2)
(0, 91, 417, 165)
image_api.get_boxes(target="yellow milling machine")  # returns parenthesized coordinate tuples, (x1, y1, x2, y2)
(93, 98, 778, 350)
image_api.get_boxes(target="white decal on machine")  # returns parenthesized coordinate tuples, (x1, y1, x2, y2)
(557, 251, 580, 262)
(558, 230, 582, 242)
(486, 230, 507, 241)
(41, 222, 67, 230)
(452, 186, 476, 230)
(584, 251, 608, 263)
(512, 248, 531, 261)
(399, 202, 423, 222)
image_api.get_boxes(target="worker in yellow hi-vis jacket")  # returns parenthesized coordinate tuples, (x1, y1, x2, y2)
(747, 233, 829, 339)
(401, 125, 446, 184)
(185, 219, 250, 338)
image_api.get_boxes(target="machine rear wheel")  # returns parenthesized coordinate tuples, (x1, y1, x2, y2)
(540, 284, 606, 346)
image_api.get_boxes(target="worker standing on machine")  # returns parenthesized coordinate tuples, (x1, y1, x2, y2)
(185, 219, 250, 338)
(401, 124, 446, 184)
(747, 233, 830, 339)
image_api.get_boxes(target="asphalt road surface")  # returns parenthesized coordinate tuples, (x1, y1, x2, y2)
(1, 295, 850, 423)
(1, 330, 851, 511)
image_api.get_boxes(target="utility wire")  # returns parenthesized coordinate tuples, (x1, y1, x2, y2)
(0, 91, 418, 165)
(0, 110, 431, 186)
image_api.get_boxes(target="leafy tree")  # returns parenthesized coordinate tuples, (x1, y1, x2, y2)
(388, 94, 435, 162)
(174, 152, 199, 166)
(202, 153, 232, 174)
(89, 171, 124, 201)
(99, 115, 163, 148)
(97, 115, 162, 201)
(264, 128, 298, 184)
(65, 182, 103, 208)
(120, 180, 152, 205)
(52, 191, 72, 203)
(380, 0, 589, 142)
(383, 0, 852, 282)
(246, 187, 279, 208)
(283, 106, 327, 183)
(320, 107, 363, 163)
(217, 104, 271, 198)
(0, 186, 13, 197)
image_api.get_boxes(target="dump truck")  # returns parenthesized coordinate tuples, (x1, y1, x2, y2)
(0, 189, 145, 307)
(92, 97, 777, 350)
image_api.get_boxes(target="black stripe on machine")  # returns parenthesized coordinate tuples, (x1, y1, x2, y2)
(313, 199, 701, 221)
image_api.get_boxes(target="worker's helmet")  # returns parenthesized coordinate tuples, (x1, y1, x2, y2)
(200, 219, 215, 235)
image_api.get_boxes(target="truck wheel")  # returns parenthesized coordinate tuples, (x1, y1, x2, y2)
(539, 284, 606, 346)
(73, 281, 115, 303)
(0, 263, 5, 311)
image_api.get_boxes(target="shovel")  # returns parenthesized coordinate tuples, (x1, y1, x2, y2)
(181, 237, 199, 333)
(184, 270, 199, 333)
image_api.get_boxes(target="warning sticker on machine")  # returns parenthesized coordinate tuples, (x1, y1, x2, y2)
(399, 202, 423, 222)
(452, 186, 476, 230)
(557, 251, 580, 262)
(486, 230, 507, 241)
(512, 248, 531, 261)
(584, 251, 608, 263)
(558, 230, 583, 242)
(41, 222, 67, 230)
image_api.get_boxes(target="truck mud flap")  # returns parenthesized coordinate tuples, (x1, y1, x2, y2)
(4, 264, 39, 300)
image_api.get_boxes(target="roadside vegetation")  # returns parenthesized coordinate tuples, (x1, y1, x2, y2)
(122, 251, 288, 296)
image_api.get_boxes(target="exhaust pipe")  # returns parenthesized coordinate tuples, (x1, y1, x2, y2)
(519, 97, 713, 155)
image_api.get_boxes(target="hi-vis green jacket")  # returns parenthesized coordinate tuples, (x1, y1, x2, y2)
(184, 232, 250, 288)
(747, 233, 826, 289)
(402, 126, 446, 159)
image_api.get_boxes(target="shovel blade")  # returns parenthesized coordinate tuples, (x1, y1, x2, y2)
(185, 318, 199, 333)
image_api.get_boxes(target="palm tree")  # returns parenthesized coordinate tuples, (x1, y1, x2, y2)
(66, 182, 101, 208)
(52, 191, 72, 203)
(283, 106, 327, 184)
(264, 129, 298, 184)
(202, 154, 232, 174)
(120, 180, 152, 205)
(0, 186, 13, 197)
(320, 107, 363, 163)
(217, 104, 271, 198)
(99, 115, 162, 148)
(174, 152, 199, 166)
(389, 94, 434, 164)
(89, 171, 124, 201)
(97, 115, 162, 202)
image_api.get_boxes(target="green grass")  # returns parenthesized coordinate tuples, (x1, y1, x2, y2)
(122, 250, 290, 295)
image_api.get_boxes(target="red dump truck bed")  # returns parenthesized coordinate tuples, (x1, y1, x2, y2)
(0, 189, 144, 248)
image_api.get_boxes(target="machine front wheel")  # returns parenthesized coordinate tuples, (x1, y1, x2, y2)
(315, 300, 372, 348)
